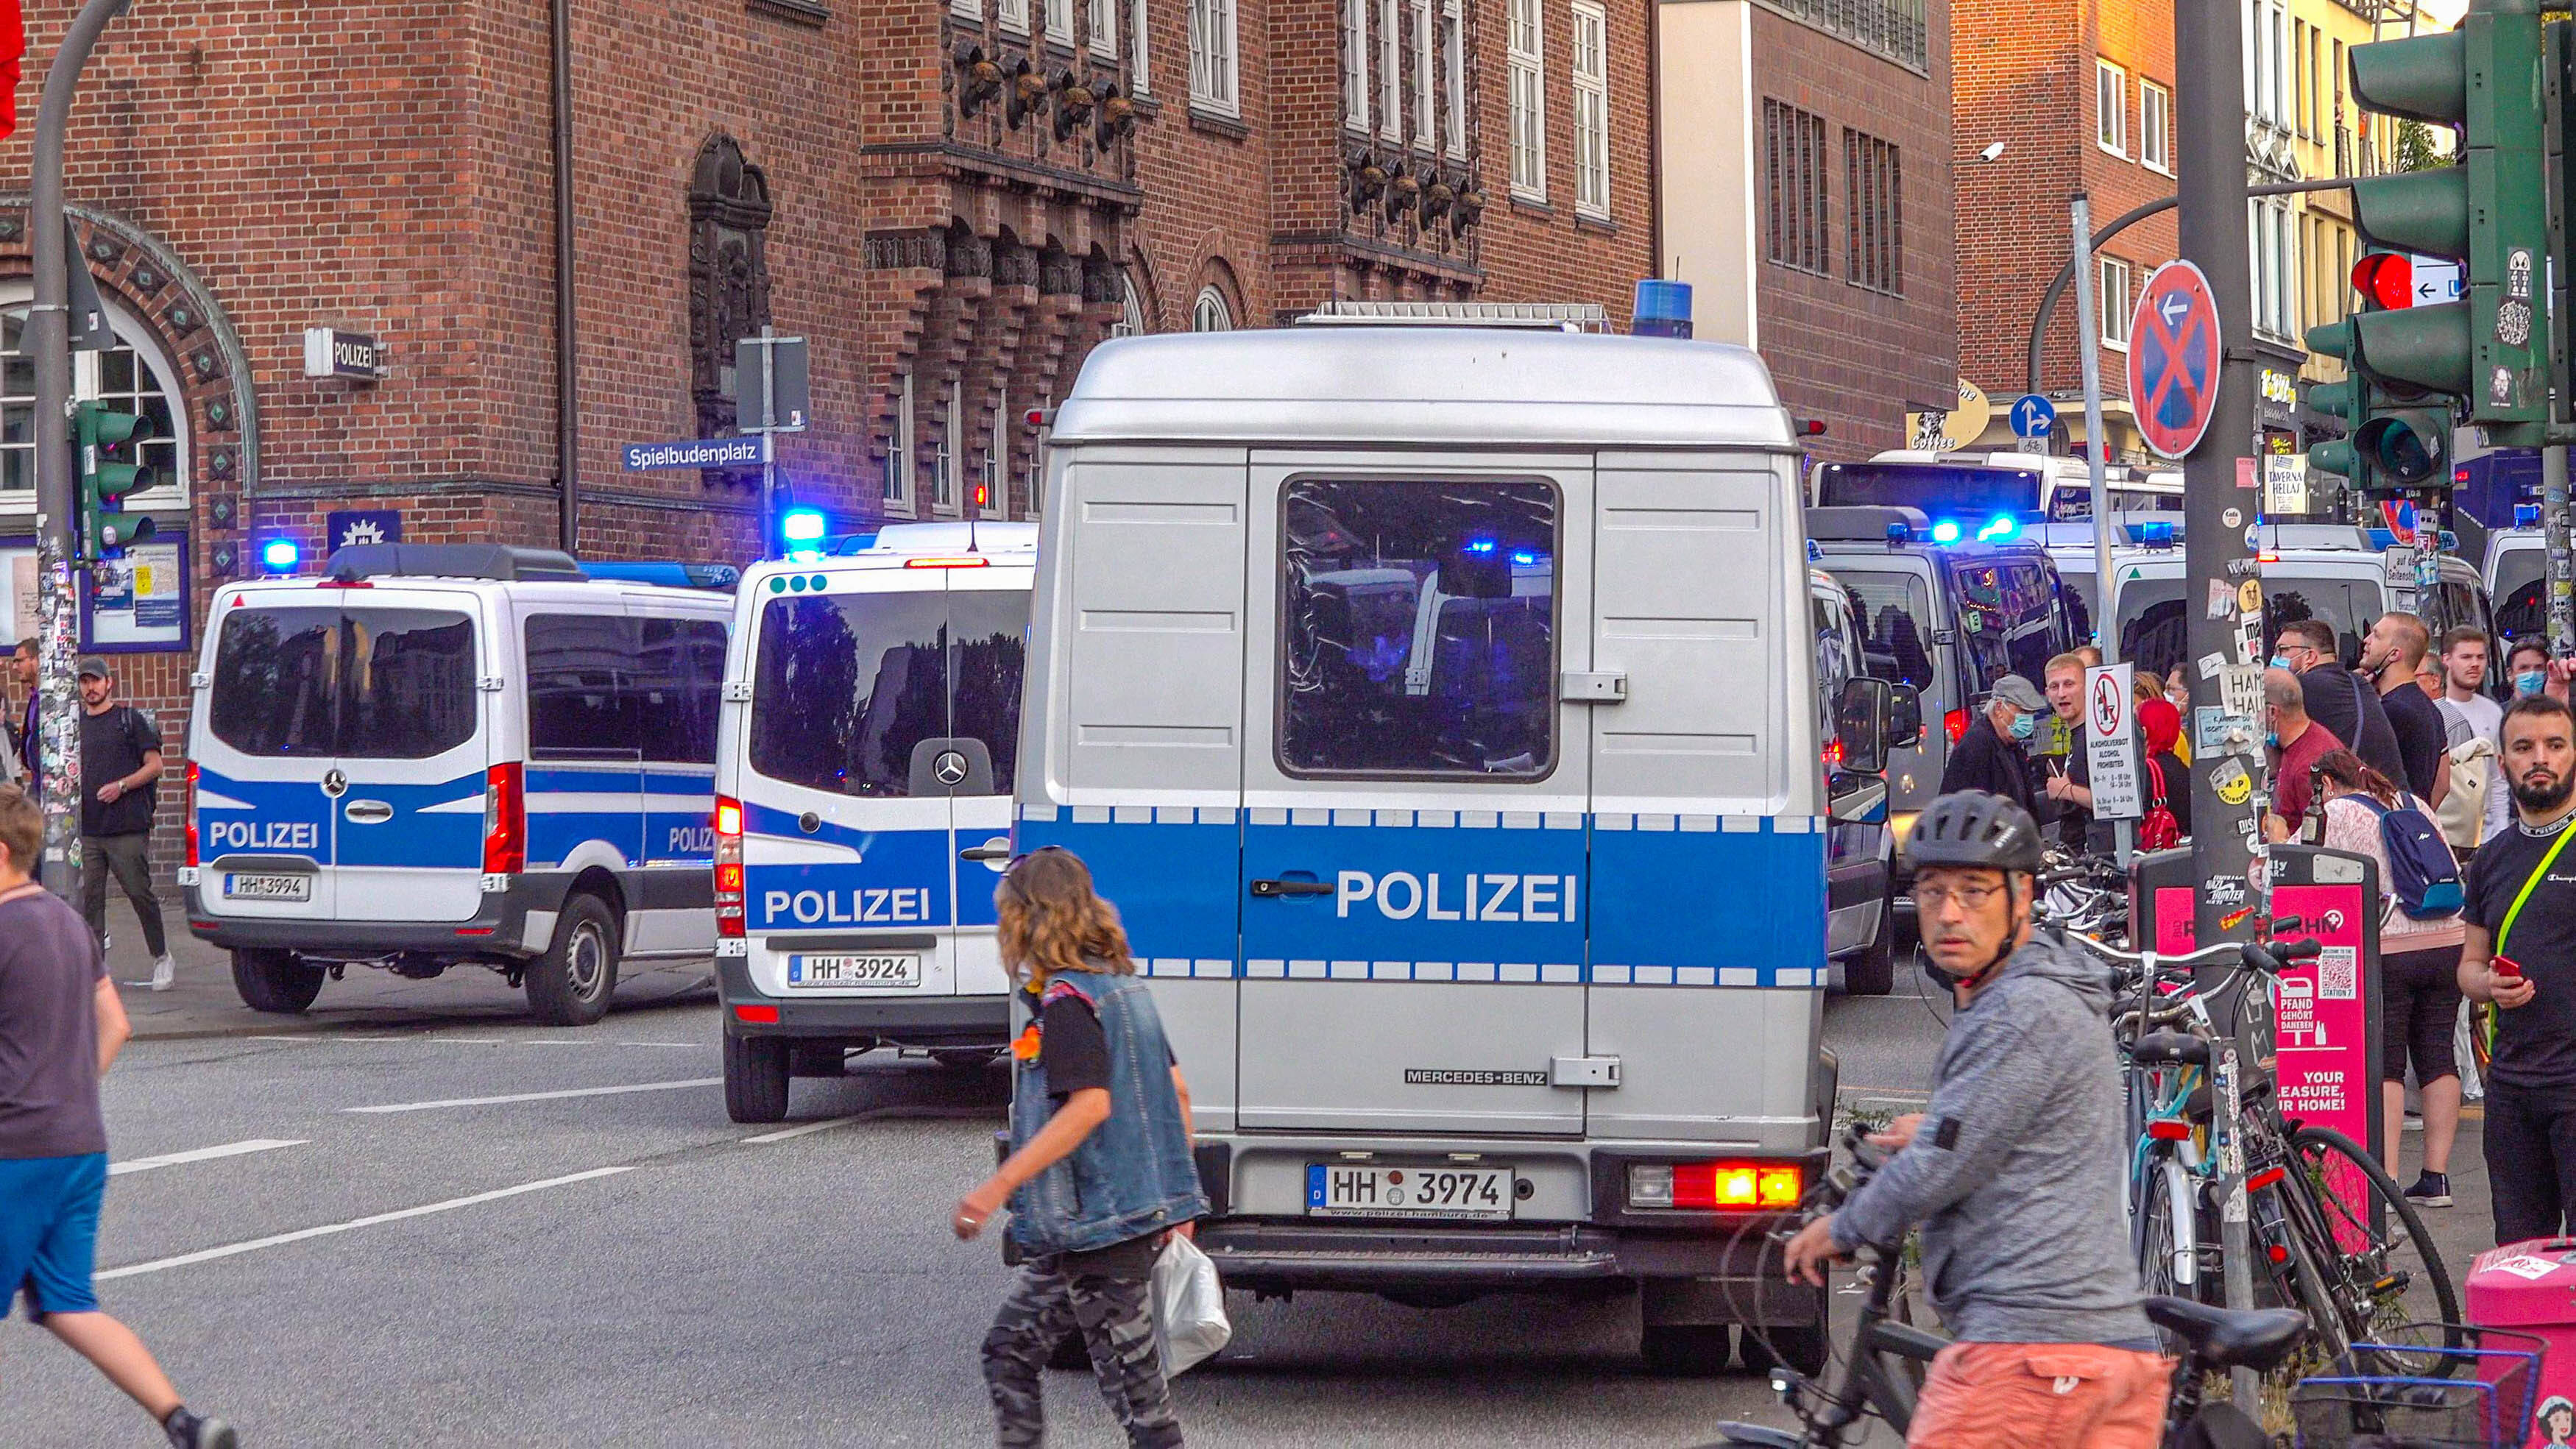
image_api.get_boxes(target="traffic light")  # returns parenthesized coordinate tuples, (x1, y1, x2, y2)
(2305, 252, 2454, 490)
(2346, 1, 2550, 444)
(73, 400, 156, 560)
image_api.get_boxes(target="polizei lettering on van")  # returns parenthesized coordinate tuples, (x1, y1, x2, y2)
(205, 820, 321, 853)
(762, 888, 935, 927)
(1336, 871, 1580, 924)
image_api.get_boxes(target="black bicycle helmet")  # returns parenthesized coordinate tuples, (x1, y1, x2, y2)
(1906, 790, 2045, 874)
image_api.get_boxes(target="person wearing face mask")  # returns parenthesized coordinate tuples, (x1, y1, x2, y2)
(1937, 675, 2042, 815)
(2264, 666, 2345, 843)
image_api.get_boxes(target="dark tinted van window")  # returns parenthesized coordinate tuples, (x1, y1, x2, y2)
(949, 590, 1027, 796)
(210, 604, 477, 759)
(751, 592, 951, 797)
(526, 613, 637, 759)
(1830, 565, 1936, 692)
(634, 618, 728, 766)
(209, 606, 340, 757)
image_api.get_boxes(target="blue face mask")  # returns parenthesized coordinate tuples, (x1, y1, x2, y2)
(2009, 711, 2037, 741)
(2519, 670, 2549, 698)
(2269, 656, 2293, 670)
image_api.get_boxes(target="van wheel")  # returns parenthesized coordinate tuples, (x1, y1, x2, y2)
(526, 894, 620, 1027)
(231, 949, 325, 1014)
(1738, 1321, 1830, 1378)
(1843, 891, 1897, 996)
(725, 1032, 791, 1123)
(1641, 1324, 1734, 1378)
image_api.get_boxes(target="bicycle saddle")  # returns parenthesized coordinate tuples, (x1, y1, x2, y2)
(2142, 1296, 2308, 1371)
(2131, 1032, 2211, 1067)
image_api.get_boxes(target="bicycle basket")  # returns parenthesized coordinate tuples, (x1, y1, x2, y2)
(2291, 1324, 2547, 1449)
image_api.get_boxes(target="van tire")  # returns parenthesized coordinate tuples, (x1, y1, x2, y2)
(790, 1046, 846, 1077)
(725, 1032, 791, 1123)
(1843, 891, 1897, 996)
(525, 893, 620, 1027)
(231, 949, 325, 1014)
(1640, 1323, 1733, 1378)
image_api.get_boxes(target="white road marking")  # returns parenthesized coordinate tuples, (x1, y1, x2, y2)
(740, 1115, 869, 1144)
(110, 1139, 306, 1177)
(96, 1167, 635, 1281)
(344, 1077, 722, 1113)
(246, 1035, 319, 1044)
(616, 1041, 701, 1049)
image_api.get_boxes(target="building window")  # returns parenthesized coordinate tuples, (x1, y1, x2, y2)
(1507, 0, 1546, 199)
(1191, 0, 1238, 110)
(1412, 0, 1435, 149)
(1843, 128, 1900, 295)
(1762, 99, 1827, 274)
(0, 295, 187, 507)
(2290, 18, 2307, 137)
(1089, 0, 1117, 55)
(888, 372, 916, 511)
(997, 0, 1028, 30)
(937, 386, 962, 511)
(955, 0, 983, 18)
(1443, 0, 1465, 157)
(1192, 285, 1234, 332)
(989, 393, 1010, 517)
(688, 136, 773, 442)
(1571, 1, 1610, 217)
(1379, 0, 1403, 140)
(1113, 271, 1148, 336)
(1344, 0, 1369, 130)
(2249, 195, 2297, 342)
(2098, 257, 2132, 349)
(2096, 60, 2125, 156)
(1763, 0, 1925, 71)
(1048, 0, 1075, 43)
(2140, 80, 2170, 174)
(1131, 0, 1151, 92)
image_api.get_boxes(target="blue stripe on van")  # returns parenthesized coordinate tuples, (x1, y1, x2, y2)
(743, 823, 952, 933)
(1011, 804, 1827, 987)
(195, 768, 330, 861)
(332, 772, 488, 869)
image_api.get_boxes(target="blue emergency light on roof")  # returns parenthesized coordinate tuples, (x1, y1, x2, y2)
(1466, 538, 1497, 554)
(1511, 550, 1538, 565)
(2134, 520, 2178, 547)
(781, 508, 829, 545)
(1928, 519, 1962, 545)
(2519, 503, 2544, 528)
(1976, 514, 2018, 542)
(259, 538, 300, 573)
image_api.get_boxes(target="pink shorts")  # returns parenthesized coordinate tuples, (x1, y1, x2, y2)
(1908, 1340, 2173, 1448)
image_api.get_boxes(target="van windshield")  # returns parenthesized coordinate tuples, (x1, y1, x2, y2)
(2115, 570, 2386, 681)
(2496, 548, 2543, 641)
(748, 587, 1026, 797)
(1827, 564, 1936, 692)
(208, 605, 478, 759)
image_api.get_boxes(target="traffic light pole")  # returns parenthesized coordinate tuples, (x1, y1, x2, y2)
(2548, 443, 2575, 656)
(29, 0, 132, 899)
(2176, 0, 2263, 1410)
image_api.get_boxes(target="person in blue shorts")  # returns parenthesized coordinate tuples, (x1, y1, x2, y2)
(0, 785, 236, 1447)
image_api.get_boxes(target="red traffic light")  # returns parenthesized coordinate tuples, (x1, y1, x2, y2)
(2352, 253, 2413, 311)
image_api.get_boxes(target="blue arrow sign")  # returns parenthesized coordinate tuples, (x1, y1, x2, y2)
(2009, 394, 2057, 439)
(623, 436, 771, 471)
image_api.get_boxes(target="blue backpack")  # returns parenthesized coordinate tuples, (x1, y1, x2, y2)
(2352, 794, 2465, 920)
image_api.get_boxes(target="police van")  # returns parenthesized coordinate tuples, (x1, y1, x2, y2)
(183, 544, 732, 1026)
(1013, 324, 1904, 1375)
(2112, 524, 2496, 679)
(713, 522, 1037, 1123)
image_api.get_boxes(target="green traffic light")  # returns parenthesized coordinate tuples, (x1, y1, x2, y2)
(2349, 29, 2469, 126)
(72, 401, 156, 561)
(2352, 301, 2474, 398)
(2357, 411, 2448, 485)
(2349, 168, 2469, 263)
(2306, 439, 2360, 482)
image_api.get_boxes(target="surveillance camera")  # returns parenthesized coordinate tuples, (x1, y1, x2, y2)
(1978, 141, 2006, 163)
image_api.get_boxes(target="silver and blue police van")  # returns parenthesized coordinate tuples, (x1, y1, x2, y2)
(1012, 322, 1906, 1375)
(184, 544, 732, 1026)
(714, 522, 1036, 1123)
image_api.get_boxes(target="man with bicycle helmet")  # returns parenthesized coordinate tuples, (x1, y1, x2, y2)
(1784, 790, 2163, 1446)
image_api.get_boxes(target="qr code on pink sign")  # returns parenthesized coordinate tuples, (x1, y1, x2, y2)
(2318, 946, 2358, 1001)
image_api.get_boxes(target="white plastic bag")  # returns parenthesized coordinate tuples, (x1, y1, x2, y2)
(1151, 1232, 1231, 1378)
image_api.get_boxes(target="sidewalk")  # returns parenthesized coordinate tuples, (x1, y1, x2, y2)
(91, 895, 715, 1039)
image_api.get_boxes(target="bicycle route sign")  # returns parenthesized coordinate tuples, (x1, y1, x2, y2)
(2127, 261, 2223, 461)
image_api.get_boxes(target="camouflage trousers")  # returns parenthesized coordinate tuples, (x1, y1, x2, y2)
(982, 1256, 1183, 1448)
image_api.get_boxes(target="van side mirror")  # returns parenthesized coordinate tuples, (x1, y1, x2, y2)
(1835, 677, 1894, 776)
(2338, 631, 2363, 671)
(1886, 683, 1924, 751)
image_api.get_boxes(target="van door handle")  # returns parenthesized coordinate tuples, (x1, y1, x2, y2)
(1560, 671, 1629, 703)
(1250, 879, 1335, 899)
(958, 845, 1013, 862)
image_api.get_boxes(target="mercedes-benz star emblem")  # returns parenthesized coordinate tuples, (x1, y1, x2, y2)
(322, 769, 348, 798)
(933, 751, 970, 787)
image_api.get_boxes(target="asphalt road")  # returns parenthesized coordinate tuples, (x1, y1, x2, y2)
(12, 981, 1872, 1449)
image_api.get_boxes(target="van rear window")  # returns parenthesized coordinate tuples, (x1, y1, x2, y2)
(209, 605, 478, 759)
(1278, 477, 1557, 779)
(749, 589, 1026, 797)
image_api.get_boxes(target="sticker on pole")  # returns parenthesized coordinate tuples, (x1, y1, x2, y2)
(2128, 261, 2223, 460)
(2085, 664, 2142, 820)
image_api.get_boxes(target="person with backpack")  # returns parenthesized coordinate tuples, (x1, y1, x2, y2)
(2315, 750, 2466, 1206)
(2135, 698, 2190, 847)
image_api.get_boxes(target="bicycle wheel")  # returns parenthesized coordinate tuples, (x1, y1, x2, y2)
(2136, 1155, 2200, 1301)
(2287, 1124, 2462, 1364)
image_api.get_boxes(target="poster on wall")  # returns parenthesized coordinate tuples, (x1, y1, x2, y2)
(6, 550, 35, 645)
(81, 536, 188, 653)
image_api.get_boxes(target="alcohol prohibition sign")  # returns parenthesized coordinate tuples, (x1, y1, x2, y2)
(2127, 261, 2223, 460)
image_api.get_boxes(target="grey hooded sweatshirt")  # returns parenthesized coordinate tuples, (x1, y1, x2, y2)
(1830, 928, 2154, 1345)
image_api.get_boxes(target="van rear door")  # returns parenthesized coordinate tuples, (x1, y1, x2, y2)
(1236, 459, 1593, 1137)
(940, 564, 1029, 996)
(196, 596, 343, 921)
(328, 592, 491, 924)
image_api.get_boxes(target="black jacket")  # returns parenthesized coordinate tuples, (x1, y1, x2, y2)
(1939, 720, 2034, 815)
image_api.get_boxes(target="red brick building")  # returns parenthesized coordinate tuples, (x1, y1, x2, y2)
(2, 0, 1653, 868)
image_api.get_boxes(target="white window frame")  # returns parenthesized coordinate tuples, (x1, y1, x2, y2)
(2098, 257, 2132, 350)
(1344, 0, 1370, 131)
(1089, 0, 1117, 59)
(1190, 0, 1238, 113)
(1113, 272, 1148, 336)
(2140, 79, 2171, 174)
(1131, 0, 1151, 93)
(1192, 285, 1233, 332)
(1442, 0, 1465, 158)
(1379, 0, 1403, 141)
(1571, 1, 1609, 218)
(2096, 60, 2126, 157)
(935, 386, 962, 513)
(987, 392, 1007, 517)
(997, 0, 1029, 32)
(953, 0, 983, 19)
(1507, 0, 1546, 200)
(888, 372, 916, 513)
(0, 286, 191, 514)
(1048, 0, 1075, 44)
(1412, 0, 1434, 149)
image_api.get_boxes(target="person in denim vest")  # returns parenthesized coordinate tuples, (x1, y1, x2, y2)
(954, 847, 1208, 1449)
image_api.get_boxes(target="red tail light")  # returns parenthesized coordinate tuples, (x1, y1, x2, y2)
(735, 1003, 779, 1024)
(715, 795, 745, 938)
(2246, 1166, 2287, 1192)
(184, 762, 200, 868)
(481, 762, 526, 875)
(1944, 709, 1970, 744)
(2146, 1119, 2193, 1141)
(1822, 737, 1846, 769)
